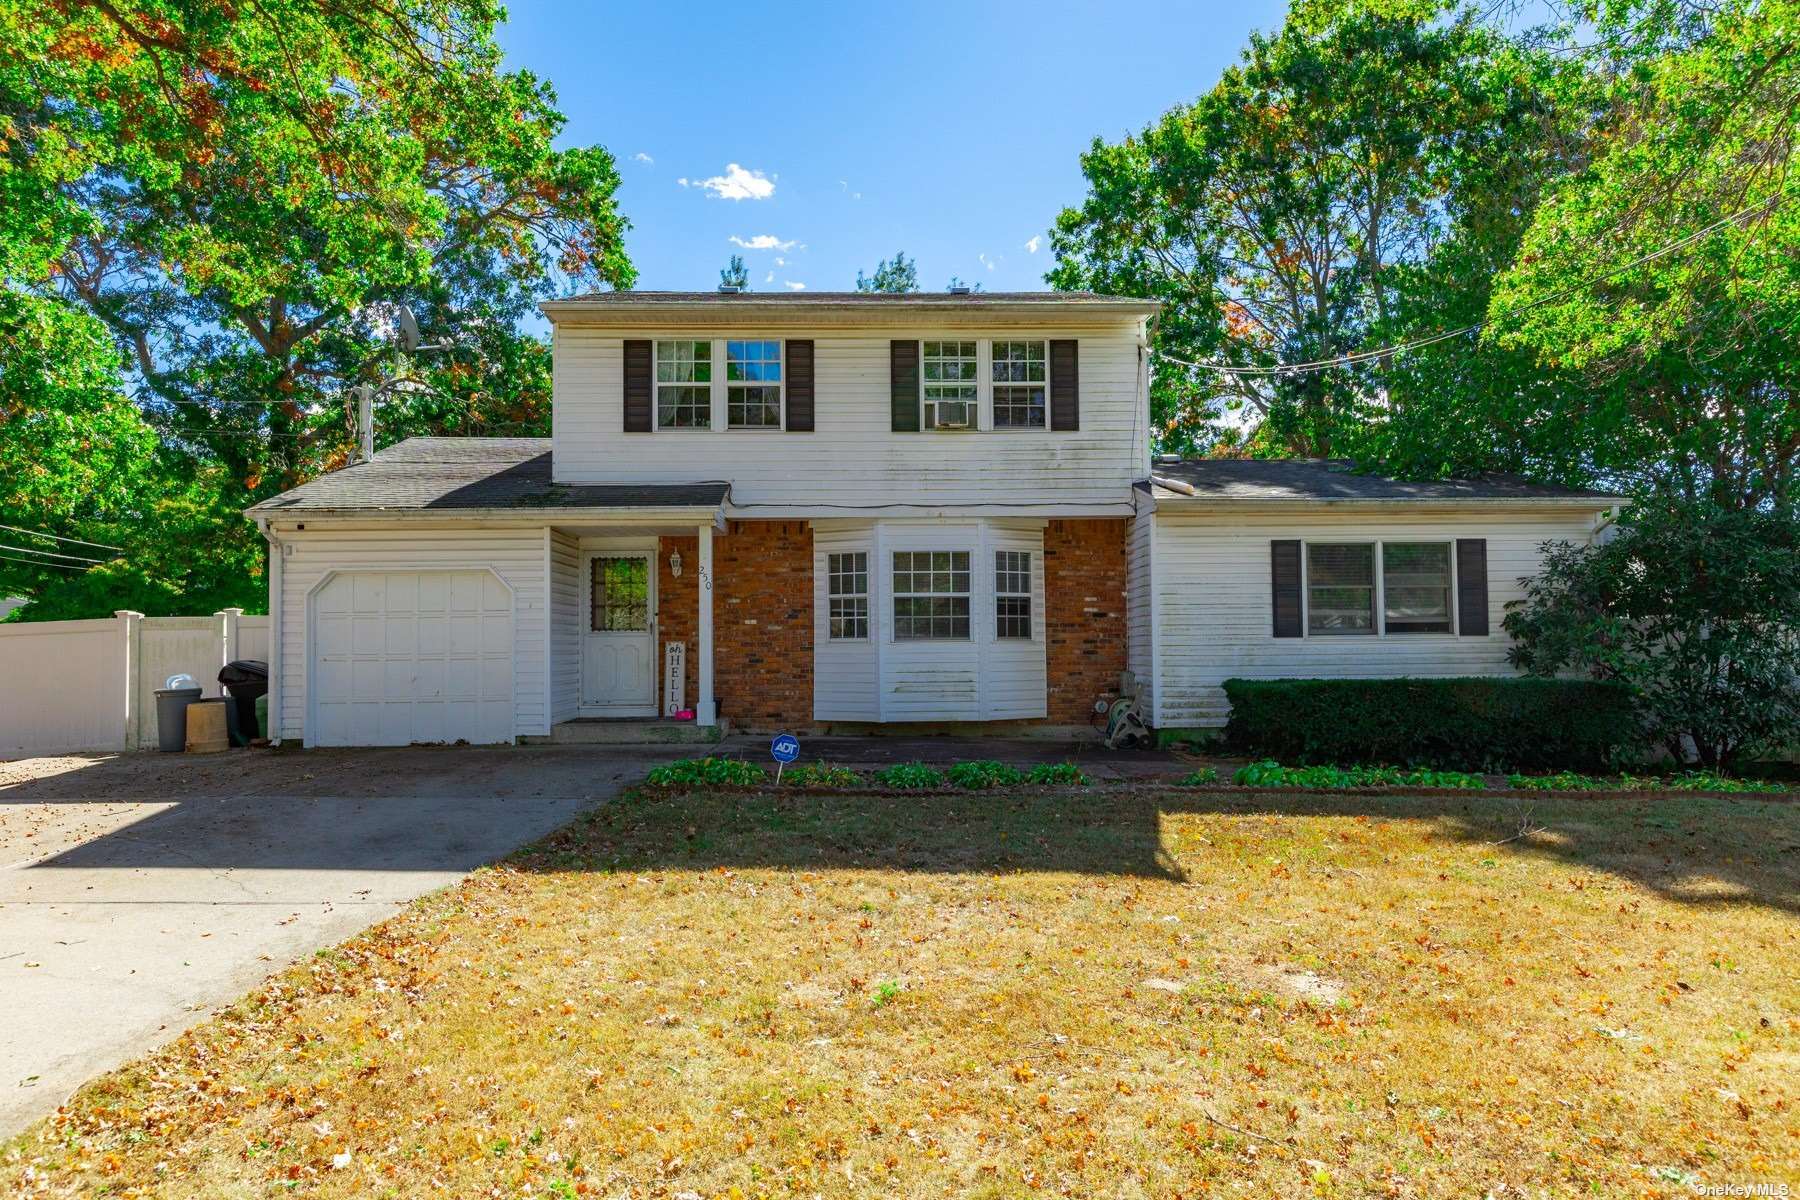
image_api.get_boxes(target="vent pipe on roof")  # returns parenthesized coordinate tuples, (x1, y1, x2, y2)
(717, 283, 741, 294)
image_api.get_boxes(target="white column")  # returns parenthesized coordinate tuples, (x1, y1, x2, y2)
(696, 522, 716, 726)
(115, 610, 144, 750)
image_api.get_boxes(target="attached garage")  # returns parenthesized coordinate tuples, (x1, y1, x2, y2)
(309, 570, 515, 747)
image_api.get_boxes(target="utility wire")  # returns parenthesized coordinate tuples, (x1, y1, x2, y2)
(1154, 189, 1790, 379)
(0, 524, 126, 552)
(0, 541, 114, 564)
(0, 551, 90, 572)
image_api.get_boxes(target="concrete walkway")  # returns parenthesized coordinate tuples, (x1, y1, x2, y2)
(0, 745, 680, 1136)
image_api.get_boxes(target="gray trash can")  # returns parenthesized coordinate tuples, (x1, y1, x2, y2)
(155, 686, 203, 753)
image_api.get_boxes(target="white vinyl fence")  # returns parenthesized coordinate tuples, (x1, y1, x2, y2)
(0, 609, 268, 758)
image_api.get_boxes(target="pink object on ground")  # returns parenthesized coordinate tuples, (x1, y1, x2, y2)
(674, 709, 695, 721)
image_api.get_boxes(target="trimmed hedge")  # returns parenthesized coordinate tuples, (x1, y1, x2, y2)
(1221, 677, 1640, 773)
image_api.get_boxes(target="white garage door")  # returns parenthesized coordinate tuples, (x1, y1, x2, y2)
(310, 571, 515, 747)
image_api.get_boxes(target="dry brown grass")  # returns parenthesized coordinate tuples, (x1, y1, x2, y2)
(8, 786, 1799, 1198)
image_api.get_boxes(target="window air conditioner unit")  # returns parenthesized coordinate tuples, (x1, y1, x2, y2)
(930, 401, 972, 429)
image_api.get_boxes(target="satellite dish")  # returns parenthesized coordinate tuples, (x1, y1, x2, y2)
(396, 304, 422, 352)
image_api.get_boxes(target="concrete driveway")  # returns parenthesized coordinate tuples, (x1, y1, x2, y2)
(0, 745, 676, 1136)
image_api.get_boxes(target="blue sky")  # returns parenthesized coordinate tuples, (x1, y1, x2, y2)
(498, 0, 1289, 295)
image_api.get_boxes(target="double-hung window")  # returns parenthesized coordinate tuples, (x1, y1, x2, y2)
(990, 341, 1047, 428)
(1306, 543, 1376, 635)
(655, 340, 711, 428)
(995, 550, 1032, 639)
(1305, 541, 1455, 635)
(921, 341, 978, 429)
(726, 339, 782, 428)
(892, 550, 971, 639)
(1381, 542, 1453, 634)
(827, 552, 869, 640)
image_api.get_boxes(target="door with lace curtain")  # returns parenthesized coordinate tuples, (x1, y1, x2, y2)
(580, 553, 656, 714)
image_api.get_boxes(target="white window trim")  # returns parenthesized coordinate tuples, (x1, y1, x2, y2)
(652, 337, 785, 432)
(914, 337, 1057, 433)
(826, 550, 870, 642)
(1299, 538, 1460, 639)
(890, 548, 974, 642)
(994, 548, 1035, 641)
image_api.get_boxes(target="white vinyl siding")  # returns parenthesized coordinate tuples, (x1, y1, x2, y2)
(548, 529, 581, 723)
(552, 324, 1147, 510)
(270, 526, 550, 744)
(1126, 513, 1156, 721)
(1149, 506, 1606, 728)
(813, 518, 1046, 722)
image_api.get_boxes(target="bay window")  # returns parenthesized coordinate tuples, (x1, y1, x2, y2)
(827, 552, 869, 640)
(893, 550, 971, 639)
(995, 550, 1032, 638)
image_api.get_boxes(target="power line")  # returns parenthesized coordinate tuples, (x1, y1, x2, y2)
(0, 551, 89, 572)
(0, 524, 126, 552)
(0, 541, 114, 564)
(1153, 189, 1790, 379)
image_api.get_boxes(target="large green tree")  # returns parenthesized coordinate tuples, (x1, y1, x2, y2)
(1489, 0, 1800, 510)
(1048, 0, 1588, 459)
(0, 0, 634, 617)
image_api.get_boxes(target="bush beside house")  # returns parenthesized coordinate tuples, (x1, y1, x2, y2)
(1221, 677, 1640, 772)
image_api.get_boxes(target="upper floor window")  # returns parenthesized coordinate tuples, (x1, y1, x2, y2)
(893, 550, 971, 639)
(656, 340, 711, 429)
(991, 341, 1047, 428)
(727, 339, 782, 428)
(922, 341, 978, 430)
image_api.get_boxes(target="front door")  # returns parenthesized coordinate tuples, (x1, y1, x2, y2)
(581, 552, 656, 714)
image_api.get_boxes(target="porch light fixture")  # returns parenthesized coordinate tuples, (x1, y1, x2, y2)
(669, 548, 683, 578)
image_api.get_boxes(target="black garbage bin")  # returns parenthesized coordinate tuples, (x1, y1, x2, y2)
(218, 659, 268, 745)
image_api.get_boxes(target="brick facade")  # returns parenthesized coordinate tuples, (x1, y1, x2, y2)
(654, 517, 1127, 731)
(1041, 518, 1131, 723)
(658, 521, 814, 731)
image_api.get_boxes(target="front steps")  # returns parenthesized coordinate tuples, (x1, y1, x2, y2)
(544, 718, 729, 746)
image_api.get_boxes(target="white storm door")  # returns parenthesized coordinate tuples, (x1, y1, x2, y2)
(581, 552, 656, 714)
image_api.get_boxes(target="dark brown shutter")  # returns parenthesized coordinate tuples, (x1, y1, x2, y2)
(1271, 540, 1303, 637)
(1456, 538, 1489, 635)
(784, 339, 814, 431)
(1049, 339, 1080, 430)
(623, 339, 652, 432)
(890, 340, 920, 432)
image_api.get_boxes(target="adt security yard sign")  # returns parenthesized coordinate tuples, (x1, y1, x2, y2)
(770, 732, 800, 783)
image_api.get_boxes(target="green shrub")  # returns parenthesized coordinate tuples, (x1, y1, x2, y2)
(1178, 767, 1220, 785)
(946, 760, 1026, 789)
(1222, 677, 1639, 773)
(872, 762, 946, 789)
(1026, 762, 1088, 786)
(1506, 770, 1617, 791)
(1659, 771, 1785, 794)
(644, 757, 766, 788)
(782, 762, 861, 788)
(1234, 760, 1487, 789)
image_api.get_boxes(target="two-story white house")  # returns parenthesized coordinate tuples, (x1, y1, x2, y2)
(246, 291, 1618, 746)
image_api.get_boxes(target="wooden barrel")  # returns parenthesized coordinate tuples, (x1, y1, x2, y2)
(184, 698, 230, 754)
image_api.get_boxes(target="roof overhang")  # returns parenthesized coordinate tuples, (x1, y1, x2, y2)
(252, 504, 727, 530)
(540, 296, 1160, 331)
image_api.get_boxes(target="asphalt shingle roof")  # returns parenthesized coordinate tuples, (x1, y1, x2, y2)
(247, 438, 729, 514)
(550, 290, 1158, 309)
(1143, 458, 1621, 503)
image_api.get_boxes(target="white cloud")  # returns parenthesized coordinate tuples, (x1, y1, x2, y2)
(773, 256, 785, 266)
(838, 179, 862, 200)
(764, 270, 774, 283)
(979, 252, 998, 272)
(632, 152, 654, 165)
(685, 163, 776, 201)
(783, 281, 807, 291)
(1024, 235, 1041, 254)
(729, 234, 799, 252)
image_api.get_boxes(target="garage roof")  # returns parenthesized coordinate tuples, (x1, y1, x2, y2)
(1142, 459, 1621, 504)
(247, 438, 729, 515)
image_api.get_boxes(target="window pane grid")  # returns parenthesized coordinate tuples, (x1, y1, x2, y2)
(726, 340, 782, 428)
(827, 552, 868, 640)
(591, 557, 648, 632)
(922, 340, 978, 429)
(991, 341, 1048, 430)
(893, 550, 971, 639)
(656, 340, 712, 428)
(995, 549, 1032, 639)
(1307, 543, 1375, 635)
